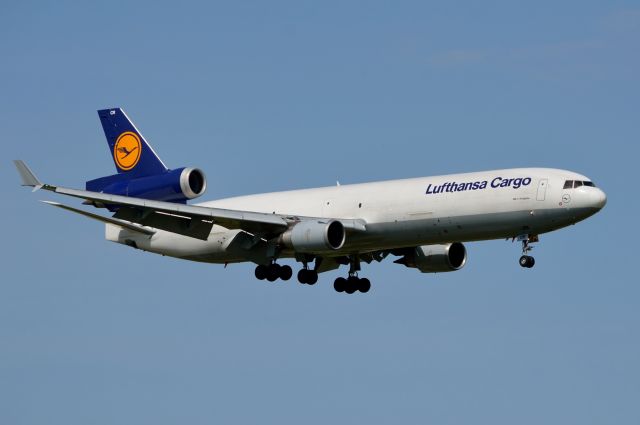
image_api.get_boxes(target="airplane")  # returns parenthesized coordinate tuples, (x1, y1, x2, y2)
(14, 108, 607, 294)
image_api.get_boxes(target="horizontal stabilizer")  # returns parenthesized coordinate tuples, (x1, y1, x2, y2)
(42, 201, 155, 236)
(13, 160, 43, 191)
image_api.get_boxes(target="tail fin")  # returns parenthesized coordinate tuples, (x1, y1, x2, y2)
(97, 108, 168, 177)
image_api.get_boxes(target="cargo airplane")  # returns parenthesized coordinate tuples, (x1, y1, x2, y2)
(14, 108, 607, 294)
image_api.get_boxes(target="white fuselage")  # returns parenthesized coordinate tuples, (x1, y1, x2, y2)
(106, 168, 606, 263)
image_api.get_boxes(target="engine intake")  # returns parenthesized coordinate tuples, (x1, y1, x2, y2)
(394, 242, 467, 273)
(179, 167, 207, 199)
(280, 220, 346, 253)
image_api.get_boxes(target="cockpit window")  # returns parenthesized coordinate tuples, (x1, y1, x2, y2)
(564, 180, 596, 189)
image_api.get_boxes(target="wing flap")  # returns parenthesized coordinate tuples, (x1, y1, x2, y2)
(113, 207, 213, 240)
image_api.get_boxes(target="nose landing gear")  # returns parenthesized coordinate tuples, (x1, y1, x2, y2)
(517, 234, 537, 268)
(519, 254, 535, 268)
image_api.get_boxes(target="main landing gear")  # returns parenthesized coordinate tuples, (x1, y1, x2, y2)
(517, 234, 537, 268)
(333, 255, 371, 294)
(254, 263, 293, 282)
(255, 259, 319, 285)
(298, 268, 318, 285)
(254, 255, 374, 294)
(333, 275, 370, 294)
(255, 261, 318, 285)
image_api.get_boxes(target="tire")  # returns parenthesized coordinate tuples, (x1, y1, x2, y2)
(519, 255, 529, 268)
(298, 269, 308, 284)
(254, 265, 267, 280)
(359, 278, 371, 293)
(279, 265, 293, 281)
(334, 277, 346, 292)
(345, 277, 358, 294)
(266, 264, 280, 282)
(527, 257, 535, 268)
(307, 271, 318, 285)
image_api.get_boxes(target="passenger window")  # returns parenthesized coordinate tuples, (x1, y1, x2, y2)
(583, 181, 595, 187)
(574, 181, 583, 188)
(563, 180, 573, 189)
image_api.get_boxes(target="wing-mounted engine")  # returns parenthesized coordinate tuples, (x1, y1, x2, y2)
(279, 220, 346, 253)
(394, 242, 467, 273)
(86, 167, 207, 203)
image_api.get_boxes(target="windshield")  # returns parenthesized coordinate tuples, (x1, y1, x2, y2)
(563, 180, 596, 188)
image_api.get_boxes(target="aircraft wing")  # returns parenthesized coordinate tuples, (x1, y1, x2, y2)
(41, 200, 156, 236)
(14, 160, 366, 240)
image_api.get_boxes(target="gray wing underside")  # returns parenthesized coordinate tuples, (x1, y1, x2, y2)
(56, 186, 290, 239)
(42, 201, 155, 236)
(14, 160, 366, 240)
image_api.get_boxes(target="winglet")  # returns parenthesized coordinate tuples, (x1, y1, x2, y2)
(13, 160, 43, 191)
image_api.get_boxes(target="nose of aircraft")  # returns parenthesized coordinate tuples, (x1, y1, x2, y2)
(591, 188, 607, 210)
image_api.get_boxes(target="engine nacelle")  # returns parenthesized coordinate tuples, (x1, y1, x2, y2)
(395, 242, 467, 273)
(86, 167, 207, 203)
(280, 220, 346, 253)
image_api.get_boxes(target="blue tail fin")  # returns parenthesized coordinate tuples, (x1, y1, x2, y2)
(97, 108, 168, 178)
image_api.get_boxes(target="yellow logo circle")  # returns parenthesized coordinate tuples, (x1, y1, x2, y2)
(114, 132, 142, 171)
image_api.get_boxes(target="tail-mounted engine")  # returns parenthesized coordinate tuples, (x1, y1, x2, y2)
(394, 242, 467, 273)
(86, 167, 207, 203)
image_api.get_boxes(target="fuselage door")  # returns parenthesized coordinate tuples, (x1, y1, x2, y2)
(536, 178, 548, 201)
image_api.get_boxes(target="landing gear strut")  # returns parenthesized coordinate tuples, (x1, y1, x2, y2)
(517, 234, 537, 268)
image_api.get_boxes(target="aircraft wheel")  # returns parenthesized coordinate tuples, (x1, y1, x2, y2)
(266, 264, 280, 282)
(279, 265, 293, 281)
(255, 265, 267, 280)
(307, 271, 318, 285)
(334, 277, 346, 292)
(519, 255, 535, 268)
(359, 278, 371, 293)
(298, 269, 308, 284)
(519, 255, 529, 268)
(345, 276, 358, 294)
(298, 269, 318, 285)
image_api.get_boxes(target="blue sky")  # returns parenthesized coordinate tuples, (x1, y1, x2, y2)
(1, 1, 638, 424)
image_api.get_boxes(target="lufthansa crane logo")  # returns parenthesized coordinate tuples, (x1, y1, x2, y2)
(114, 132, 141, 171)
